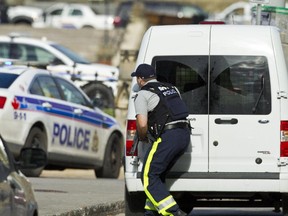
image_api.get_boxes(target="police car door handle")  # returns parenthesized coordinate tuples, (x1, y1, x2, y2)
(42, 102, 52, 109)
(73, 108, 83, 115)
(215, 118, 238, 125)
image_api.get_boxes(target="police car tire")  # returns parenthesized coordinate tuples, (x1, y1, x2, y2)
(125, 184, 145, 216)
(21, 127, 47, 177)
(82, 82, 115, 109)
(283, 193, 288, 216)
(95, 133, 121, 178)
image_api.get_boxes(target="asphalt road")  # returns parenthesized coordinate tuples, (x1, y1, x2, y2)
(29, 168, 125, 216)
(30, 168, 285, 216)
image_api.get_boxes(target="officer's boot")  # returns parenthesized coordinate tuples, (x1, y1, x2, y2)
(173, 209, 187, 216)
(144, 210, 160, 216)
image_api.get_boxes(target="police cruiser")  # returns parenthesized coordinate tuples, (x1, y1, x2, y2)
(125, 24, 288, 215)
(0, 64, 123, 178)
(0, 34, 119, 111)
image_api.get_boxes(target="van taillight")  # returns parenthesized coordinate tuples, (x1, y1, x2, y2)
(126, 119, 137, 156)
(280, 121, 288, 157)
(0, 97, 6, 108)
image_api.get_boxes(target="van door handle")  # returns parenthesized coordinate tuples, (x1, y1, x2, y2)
(215, 118, 238, 124)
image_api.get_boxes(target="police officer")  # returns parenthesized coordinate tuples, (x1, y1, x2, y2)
(131, 64, 191, 216)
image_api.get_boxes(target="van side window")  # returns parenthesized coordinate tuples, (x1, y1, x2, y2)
(152, 55, 271, 115)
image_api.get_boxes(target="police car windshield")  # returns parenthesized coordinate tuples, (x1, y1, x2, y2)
(0, 73, 18, 88)
(51, 44, 91, 64)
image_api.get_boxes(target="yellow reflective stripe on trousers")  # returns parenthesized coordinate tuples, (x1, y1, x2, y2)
(143, 137, 161, 206)
(145, 199, 157, 211)
(143, 138, 177, 215)
(158, 195, 177, 215)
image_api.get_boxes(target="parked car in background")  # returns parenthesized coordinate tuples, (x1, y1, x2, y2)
(0, 65, 123, 178)
(113, 1, 208, 28)
(33, 3, 114, 30)
(207, 1, 253, 24)
(7, 5, 43, 25)
(0, 135, 46, 215)
(0, 34, 119, 111)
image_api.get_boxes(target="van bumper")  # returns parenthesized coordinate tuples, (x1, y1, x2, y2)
(125, 172, 288, 193)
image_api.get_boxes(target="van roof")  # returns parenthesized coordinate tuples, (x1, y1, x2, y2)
(142, 24, 279, 57)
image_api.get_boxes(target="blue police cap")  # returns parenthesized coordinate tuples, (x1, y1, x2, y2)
(131, 64, 156, 79)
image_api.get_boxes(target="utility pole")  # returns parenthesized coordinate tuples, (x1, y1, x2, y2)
(250, 0, 285, 25)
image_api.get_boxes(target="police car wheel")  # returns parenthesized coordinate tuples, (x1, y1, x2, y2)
(283, 193, 288, 216)
(95, 133, 121, 178)
(125, 184, 145, 216)
(82, 82, 115, 110)
(21, 127, 47, 177)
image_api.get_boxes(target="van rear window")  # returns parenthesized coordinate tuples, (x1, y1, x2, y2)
(152, 55, 271, 115)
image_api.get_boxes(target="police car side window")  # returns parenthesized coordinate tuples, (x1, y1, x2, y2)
(55, 78, 90, 106)
(30, 78, 44, 96)
(36, 76, 62, 99)
(32, 46, 59, 65)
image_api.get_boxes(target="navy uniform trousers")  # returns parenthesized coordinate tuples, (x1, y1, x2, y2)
(141, 127, 190, 216)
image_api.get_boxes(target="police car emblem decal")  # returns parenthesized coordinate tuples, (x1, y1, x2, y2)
(11, 98, 20, 109)
(92, 130, 99, 152)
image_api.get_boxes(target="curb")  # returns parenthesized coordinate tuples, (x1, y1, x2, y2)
(55, 201, 125, 216)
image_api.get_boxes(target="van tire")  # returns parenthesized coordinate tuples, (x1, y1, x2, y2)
(95, 134, 122, 178)
(283, 193, 288, 216)
(125, 184, 145, 216)
(21, 127, 47, 177)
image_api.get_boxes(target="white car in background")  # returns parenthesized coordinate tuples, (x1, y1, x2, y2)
(33, 3, 114, 30)
(207, 1, 253, 24)
(7, 5, 43, 25)
(0, 34, 118, 110)
(0, 65, 123, 178)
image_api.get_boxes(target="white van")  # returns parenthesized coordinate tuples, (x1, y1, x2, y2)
(125, 24, 288, 215)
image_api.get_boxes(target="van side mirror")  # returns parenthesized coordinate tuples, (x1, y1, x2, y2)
(18, 148, 47, 169)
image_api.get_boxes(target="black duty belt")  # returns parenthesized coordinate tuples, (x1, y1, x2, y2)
(164, 122, 190, 131)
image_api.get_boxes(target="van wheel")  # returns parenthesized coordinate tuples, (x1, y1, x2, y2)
(21, 127, 47, 177)
(283, 193, 288, 216)
(95, 134, 122, 178)
(125, 184, 145, 216)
